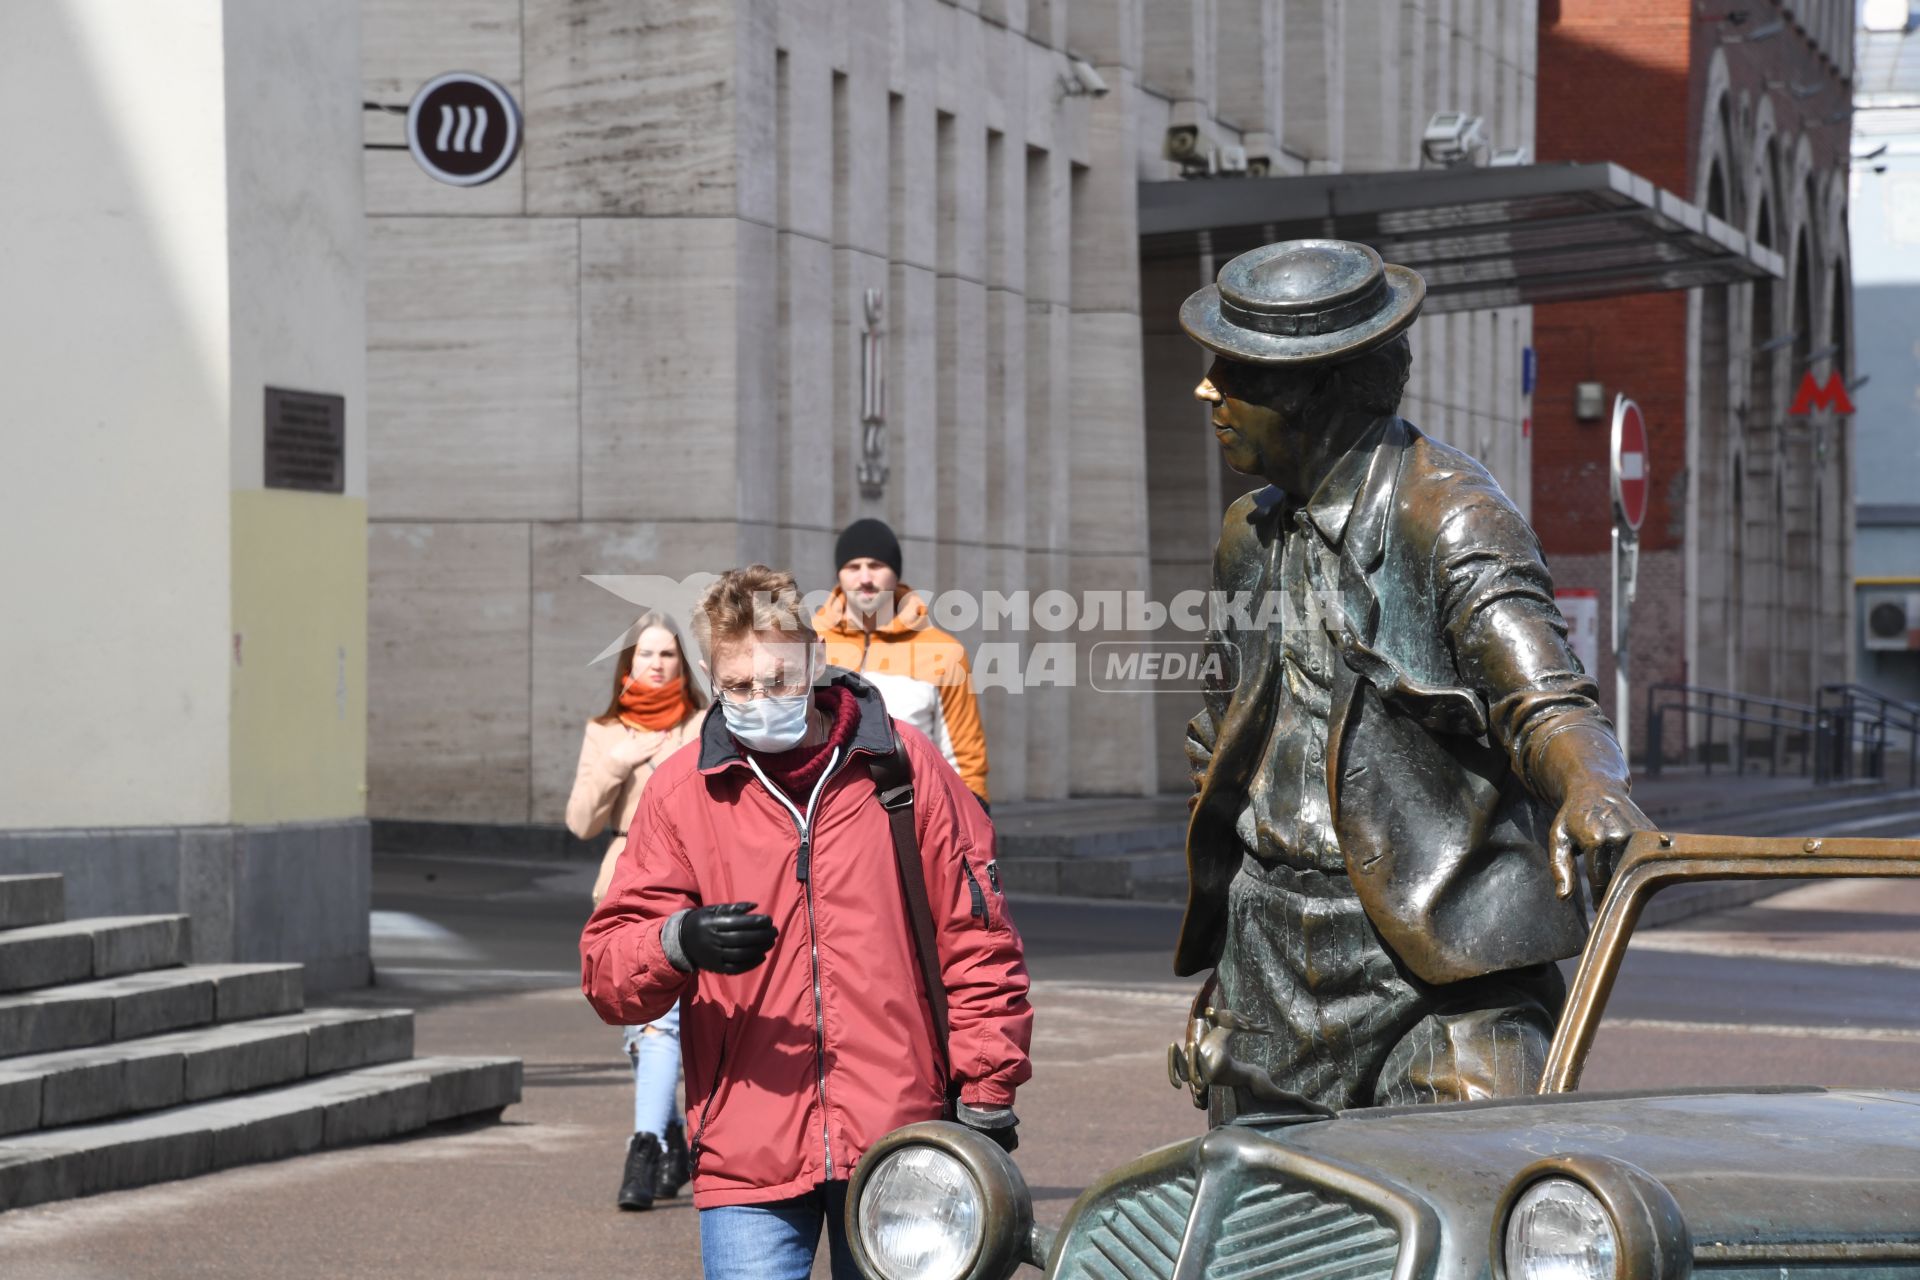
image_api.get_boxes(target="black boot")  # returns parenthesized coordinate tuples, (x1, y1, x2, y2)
(618, 1133, 661, 1211)
(654, 1120, 690, 1198)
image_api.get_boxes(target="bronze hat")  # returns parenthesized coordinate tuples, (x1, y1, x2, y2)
(1180, 239, 1425, 367)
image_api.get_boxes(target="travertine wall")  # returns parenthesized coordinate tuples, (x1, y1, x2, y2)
(363, 0, 1163, 819)
(363, 0, 1550, 816)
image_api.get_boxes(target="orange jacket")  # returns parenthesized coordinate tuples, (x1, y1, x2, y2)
(814, 586, 989, 802)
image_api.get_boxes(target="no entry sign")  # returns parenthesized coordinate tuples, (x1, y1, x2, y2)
(1611, 395, 1649, 532)
(406, 72, 521, 187)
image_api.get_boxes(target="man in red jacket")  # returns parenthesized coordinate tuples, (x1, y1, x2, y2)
(581, 564, 1033, 1280)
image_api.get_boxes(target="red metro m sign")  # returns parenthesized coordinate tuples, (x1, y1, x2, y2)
(1790, 371, 1855, 416)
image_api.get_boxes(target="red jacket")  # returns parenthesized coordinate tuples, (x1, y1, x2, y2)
(579, 672, 1032, 1208)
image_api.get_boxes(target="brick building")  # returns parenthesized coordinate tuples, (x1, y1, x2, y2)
(1533, 0, 1857, 755)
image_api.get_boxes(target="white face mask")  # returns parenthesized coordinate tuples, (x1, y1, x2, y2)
(722, 690, 813, 753)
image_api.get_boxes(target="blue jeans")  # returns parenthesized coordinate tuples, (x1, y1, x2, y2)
(621, 999, 681, 1137)
(699, 1181, 858, 1280)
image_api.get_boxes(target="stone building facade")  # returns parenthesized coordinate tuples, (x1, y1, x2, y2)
(3, 2, 372, 988)
(1533, 0, 1856, 756)
(361, 0, 1539, 824)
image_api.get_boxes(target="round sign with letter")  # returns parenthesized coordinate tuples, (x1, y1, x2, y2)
(406, 72, 521, 187)
(1610, 395, 1649, 532)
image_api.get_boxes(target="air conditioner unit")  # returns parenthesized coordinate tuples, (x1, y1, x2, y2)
(1863, 589, 1920, 651)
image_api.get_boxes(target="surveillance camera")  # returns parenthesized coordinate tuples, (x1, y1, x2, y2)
(1057, 58, 1108, 101)
(1488, 145, 1530, 167)
(1216, 144, 1249, 176)
(1420, 111, 1488, 168)
(1163, 123, 1202, 163)
(1071, 59, 1108, 97)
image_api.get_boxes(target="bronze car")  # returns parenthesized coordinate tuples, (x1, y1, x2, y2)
(843, 831, 1920, 1280)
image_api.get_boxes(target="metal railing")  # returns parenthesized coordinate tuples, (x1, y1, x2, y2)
(1818, 683, 1920, 788)
(1643, 683, 1824, 778)
(1643, 681, 1920, 784)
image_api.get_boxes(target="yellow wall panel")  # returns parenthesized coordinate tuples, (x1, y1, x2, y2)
(230, 490, 367, 823)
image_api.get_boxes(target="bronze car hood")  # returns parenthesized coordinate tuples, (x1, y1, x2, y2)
(1276, 1087, 1920, 1252)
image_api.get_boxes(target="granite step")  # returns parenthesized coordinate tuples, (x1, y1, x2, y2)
(0, 1008, 414, 1136)
(0, 915, 190, 994)
(0, 963, 304, 1059)
(0, 877, 63, 931)
(0, 1055, 522, 1212)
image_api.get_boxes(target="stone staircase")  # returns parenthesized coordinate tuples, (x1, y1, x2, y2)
(0, 873, 520, 1212)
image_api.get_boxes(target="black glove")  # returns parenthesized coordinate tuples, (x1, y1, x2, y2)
(680, 902, 778, 974)
(956, 1102, 1019, 1153)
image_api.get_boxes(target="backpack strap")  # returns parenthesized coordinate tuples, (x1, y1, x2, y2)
(866, 746, 951, 1075)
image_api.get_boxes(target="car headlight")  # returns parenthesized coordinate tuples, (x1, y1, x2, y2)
(1504, 1178, 1618, 1280)
(1495, 1155, 1691, 1280)
(858, 1145, 983, 1279)
(847, 1121, 1035, 1280)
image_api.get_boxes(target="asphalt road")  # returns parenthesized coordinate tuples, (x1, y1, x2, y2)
(1, 856, 1917, 1277)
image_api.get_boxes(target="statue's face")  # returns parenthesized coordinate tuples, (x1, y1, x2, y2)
(1195, 358, 1319, 480)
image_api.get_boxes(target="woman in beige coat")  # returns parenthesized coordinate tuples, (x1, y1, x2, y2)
(566, 611, 705, 1211)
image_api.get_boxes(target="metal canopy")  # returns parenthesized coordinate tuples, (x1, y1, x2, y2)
(1857, 22, 1920, 105)
(1138, 162, 1784, 314)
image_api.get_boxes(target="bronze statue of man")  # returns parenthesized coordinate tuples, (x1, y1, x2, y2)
(1174, 240, 1647, 1114)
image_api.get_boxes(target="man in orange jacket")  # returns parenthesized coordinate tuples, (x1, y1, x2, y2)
(813, 519, 991, 807)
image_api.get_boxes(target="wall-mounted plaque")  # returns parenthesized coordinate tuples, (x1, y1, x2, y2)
(264, 387, 345, 494)
(406, 72, 522, 187)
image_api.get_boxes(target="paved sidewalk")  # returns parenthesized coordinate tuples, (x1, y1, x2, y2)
(0, 867, 1205, 1278)
(0, 983, 1201, 1278)
(10, 852, 1920, 1275)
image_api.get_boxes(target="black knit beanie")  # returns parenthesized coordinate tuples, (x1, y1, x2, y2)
(834, 518, 903, 577)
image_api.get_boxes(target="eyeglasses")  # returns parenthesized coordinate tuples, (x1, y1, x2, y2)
(714, 675, 816, 704)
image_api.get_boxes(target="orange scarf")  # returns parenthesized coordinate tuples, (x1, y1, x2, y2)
(619, 676, 690, 732)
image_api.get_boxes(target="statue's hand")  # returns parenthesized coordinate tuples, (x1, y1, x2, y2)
(1549, 783, 1651, 903)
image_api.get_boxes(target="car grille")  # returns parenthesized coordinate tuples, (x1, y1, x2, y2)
(1055, 1173, 1400, 1280)
(1055, 1174, 1197, 1280)
(1205, 1182, 1399, 1280)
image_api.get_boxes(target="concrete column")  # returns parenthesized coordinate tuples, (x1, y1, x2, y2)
(1340, 0, 1403, 172)
(1452, 0, 1479, 121)
(1066, 68, 1157, 797)
(1215, 0, 1281, 139)
(831, 0, 895, 544)
(1496, 0, 1522, 146)
(1283, 0, 1345, 170)
(1143, 0, 1216, 136)
(1030, 0, 1067, 50)
(887, 5, 941, 574)
(1023, 144, 1074, 800)
(1396, 1, 1430, 168)
(775, 49, 838, 574)
(1425, 0, 1454, 126)
(922, 13, 995, 627)
(1068, 0, 1142, 71)
(933, 20, 992, 604)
